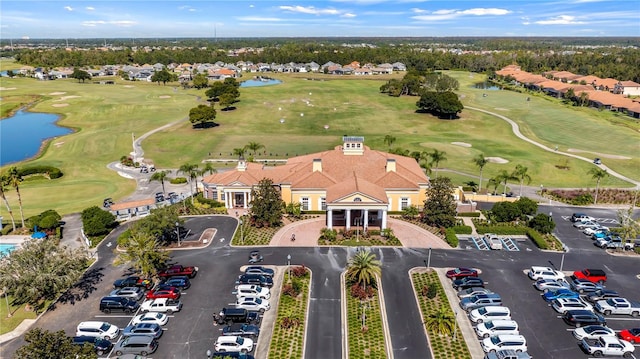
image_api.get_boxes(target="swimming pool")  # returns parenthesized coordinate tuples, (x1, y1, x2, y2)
(0, 243, 17, 257)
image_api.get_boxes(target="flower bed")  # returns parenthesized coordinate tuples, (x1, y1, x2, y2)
(346, 281, 387, 359)
(268, 267, 310, 359)
(411, 271, 471, 359)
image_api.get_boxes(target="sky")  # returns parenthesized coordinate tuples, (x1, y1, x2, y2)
(1, 0, 639, 39)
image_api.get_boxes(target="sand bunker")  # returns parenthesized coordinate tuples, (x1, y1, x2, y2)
(49, 91, 66, 95)
(0, 87, 17, 91)
(52, 103, 69, 107)
(486, 157, 509, 164)
(123, 85, 135, 88)
(55, 95, 80, 101)
(451, 142, 472, 147)
(54, 142, 65, 147)
(159, 95, 171, 99)
(567, 148, 631, 160)
(494, 107, 509, 111)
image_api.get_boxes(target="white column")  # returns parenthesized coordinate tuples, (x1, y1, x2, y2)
(346, 209, 351, 230)
(327, 209, 333, 229)
(243, 192, 247, 208)
(225, 191, 230, 208)
(381, 209, 387, 229)
(363, 209, 369, 229)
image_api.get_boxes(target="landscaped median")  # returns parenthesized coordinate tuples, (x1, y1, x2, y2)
(410, 268, 472, 359)
(268, 265, 311, 359)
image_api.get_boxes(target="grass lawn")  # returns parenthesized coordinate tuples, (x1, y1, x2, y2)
(0, 295, 38, 335)
(1, 70, 637, 218)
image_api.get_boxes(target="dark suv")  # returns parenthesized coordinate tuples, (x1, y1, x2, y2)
(100, 296, 140, 314)
(214, 308, 260, 325)
(236, 274, 273, 288)
(562, 309, 606, 327)
(72, 336, 113, 355)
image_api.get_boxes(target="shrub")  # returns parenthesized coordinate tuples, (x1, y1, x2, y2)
(291, 265, 308, 277)
(81, 206, 117, 236)
(526, 228, 548, 250)
(283, 283, 300, 297)
(350, 283, 376, 300)
(195, 194, 224, 207)
(457, 212, 481, 217)
(170, 177, 187, 184)
(320, 228, 337, 241)
(280, 316, 301, 329)
(528, 214, 555, 234)
(451, 225, 472, 234)
(120, 155, 134, 167)
(19, 166, 63, 179)
(444, 228, 459, 247)
(421, 285, 438, 299)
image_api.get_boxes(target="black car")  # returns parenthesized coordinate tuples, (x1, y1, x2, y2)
(236, 274, 273, 288)
(214, 308, 260, 325)
(452, 277, 484, 290)
(586, 289, 620, 303)
(244, 266, 275, 277)
(72, 335, 113, 355)
(222, 323, 261, 338)
(562, 309, 606, 327)
(211, 352, 255, 359)
(162, 276, 191, 290)
(100, 296, 140, 314)
(113, 276, 152, 290)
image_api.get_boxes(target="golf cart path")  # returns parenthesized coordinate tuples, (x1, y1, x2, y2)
(466, 106, 640, 189)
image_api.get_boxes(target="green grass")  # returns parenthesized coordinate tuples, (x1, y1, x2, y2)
(268, 270, 310, 359)
(411, 271, 471, 359)
(1, 71, 638, 218)
(0, 295, 38, 335)
(346, 283, 387, 359)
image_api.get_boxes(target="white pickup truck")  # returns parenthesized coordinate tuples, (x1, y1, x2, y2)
(578, 336, 635, 358)
(140, 298, 183, 314)
(595, 298, 640, 317)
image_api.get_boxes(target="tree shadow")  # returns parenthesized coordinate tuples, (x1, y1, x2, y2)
(221, 106, 237, 112)
(192, 122, 220, 129)
(49, 267, 105, 310)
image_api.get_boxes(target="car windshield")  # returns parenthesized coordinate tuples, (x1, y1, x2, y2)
(154, 313, 163, 319)
(236, 337, 244, 345)
(584, 326, 601, 334)
(255, 298, 262, 304)
(478, 307, 488, 315)
(631, 329, 640, 335)
(485, 322, 495, 329)
(490, 336, 501, 345)
(100, 323, 111, 331)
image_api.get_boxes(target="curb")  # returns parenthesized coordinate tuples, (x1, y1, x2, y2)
(376, 274, 394, 359)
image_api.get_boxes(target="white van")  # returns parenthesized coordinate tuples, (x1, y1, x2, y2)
(76, 321, 120, 340)
(235, 284, 270, 300)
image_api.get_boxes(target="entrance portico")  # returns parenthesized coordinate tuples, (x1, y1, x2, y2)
(223, 188, 252, 208)
(326, 204, 389, 230)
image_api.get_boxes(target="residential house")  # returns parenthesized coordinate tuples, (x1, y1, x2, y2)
(614, 81, 640, 96)
(109, 198, 156, 221)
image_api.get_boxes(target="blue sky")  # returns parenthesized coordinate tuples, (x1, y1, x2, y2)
(1, 0, 639, 39)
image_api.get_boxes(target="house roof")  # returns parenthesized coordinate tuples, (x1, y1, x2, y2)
(618, 81, 640, 87)
(110, 198, 156, 211)
(203, 144, 429, 203)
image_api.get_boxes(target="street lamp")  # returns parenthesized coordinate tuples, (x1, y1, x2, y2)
(175, 221, 180, 247)
(206, 349, 212, 359)
(453, 309, 458, 341)
(3, 287, 11, 318)
(240, 218, 244, 245)
(287, 254, 291, 280)
(427, 247, 432, 268)
(560, 250, 566, 272)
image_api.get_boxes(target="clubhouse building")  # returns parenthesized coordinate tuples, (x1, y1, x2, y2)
(201, 136, 429, 230)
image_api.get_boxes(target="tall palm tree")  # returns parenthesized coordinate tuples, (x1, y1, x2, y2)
(588, 168, 609, 204)
(383, 135, 396, 149)
(496, 169, 516, 196)
(0, 175, 16, 232)
(424, 305, 456, 336)
(429, 150, 447, 177)
(472, 154, 488, 191)
(346, 249, 381, 289)
(512, 164, 532, 197)
(232, 147, 247, 159)
(487, 177, 500, 195)
(245, 141, 265, 156)
(202, 162, 217, 178)
(149, 170, 171, 195)
(178, 163, 199, 203)
(7, 167, 25, 228)
(114, 231, 170, 277)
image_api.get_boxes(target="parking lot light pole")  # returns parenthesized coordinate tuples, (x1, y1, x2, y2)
(175, 221, 180, 247)
(287, 254, 291, 280)
(427, 247, 432, 268)
(560, 252, 565, 272)
(240, 218, 244, 245)
(206, 349, 212, 359)
(453, 309, 458, 341)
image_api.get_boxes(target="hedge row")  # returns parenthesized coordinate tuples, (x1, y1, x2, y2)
(451, 225, 472, 235)
(19, 166, 63, 179)
(456, 212, 481, 217)
(444, 228, 459, 248)
(526, 229, 548, 250)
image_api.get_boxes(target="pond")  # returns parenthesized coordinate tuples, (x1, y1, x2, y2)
(0, 110, 72, 166)
(474, 82, 501, 91)
(240, 78, 282, 87)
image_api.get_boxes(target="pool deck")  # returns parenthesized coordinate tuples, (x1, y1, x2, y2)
(0, 235, 31, 247)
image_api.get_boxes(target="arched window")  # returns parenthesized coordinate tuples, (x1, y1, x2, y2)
(353, 197, 362, 202)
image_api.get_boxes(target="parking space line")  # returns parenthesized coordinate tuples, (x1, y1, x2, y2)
(94, 315, 135, 318)
(602, 317, 640, 321)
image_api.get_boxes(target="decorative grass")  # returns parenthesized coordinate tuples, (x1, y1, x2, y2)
(411, 271, 471, 359)
(346, 281, 387, 359)
(268, 270, 310, 359)
(231, 222, 282, 246)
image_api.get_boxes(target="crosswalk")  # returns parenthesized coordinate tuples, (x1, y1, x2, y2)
(470, 237, 520, 251)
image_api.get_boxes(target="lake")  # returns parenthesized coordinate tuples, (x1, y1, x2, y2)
(240, 78, 282, 87)
(0, 110, 72, 166)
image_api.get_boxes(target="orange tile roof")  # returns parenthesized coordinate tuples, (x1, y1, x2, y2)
(619, 81, 640, 87)
(110, 198, 156, 211)
(594, 78, 618, 89)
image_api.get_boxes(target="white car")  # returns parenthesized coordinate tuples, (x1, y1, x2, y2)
(583, 225, 608, 236)
(236, 296, 270, 312)
(235, 284, 271, 300)
(572, 325, 616, 340)
(475, 320, 519, 339)
(109, 286, 145, 301)
(140, 298, 183, 314)
(469, 306, 511, 324)
(214, 335, 254, 353)
(551, 298, 594, 314)
(76, 321, 120, 340)
(132, 312, 169, 326)
(527, 266, 565, 281)
(481, 334, 528, 353)
(574, 221, 598, 229)
(533, 278, 570, 292)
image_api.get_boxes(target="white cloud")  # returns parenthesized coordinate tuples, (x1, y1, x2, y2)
(279, 5, 351, 16)
(534, 15, 585, 25)
(412, 7, 511, 21)
(64, 6, 73, 11)
(236, 16, 282, 22)
(86, 7, 94, 11)
(341, 13, 357, 18)
(249, 4, 254, 7)
(411, 8, 428, 14)
(81, 20, 136, 27)
(521, 16, 531, 25)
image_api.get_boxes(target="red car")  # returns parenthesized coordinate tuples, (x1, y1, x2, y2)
(618, 328, 640, 343)
(146, 287, 181, 300)
(445, 267, 479, 279)
(157, 265, 198, 279)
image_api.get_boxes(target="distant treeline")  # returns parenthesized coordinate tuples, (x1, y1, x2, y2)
(6, 38, 640, 82)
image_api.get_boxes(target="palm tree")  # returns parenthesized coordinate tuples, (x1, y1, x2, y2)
(429, 150, 447, 177)
(0, 175, 16, 232)
(7, 167, 25, 228)
(346, 249, 381, 289)
(472, 154, 488, 191)
(496, 169, 516, 196)
(245, 141, 265, 156)
(424, 305, 456, 336)
(487, 177, 500, 195)
(233, 147, 247, 159)
(588, 168, 609, 204)
(114, 231, 170, 277)
(149, 170, 171, 195)
(202, 163, 217, 178)
(178, 163, 199, 203)
(383, 135, 396, 149)
(512, 164, 532, 197)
